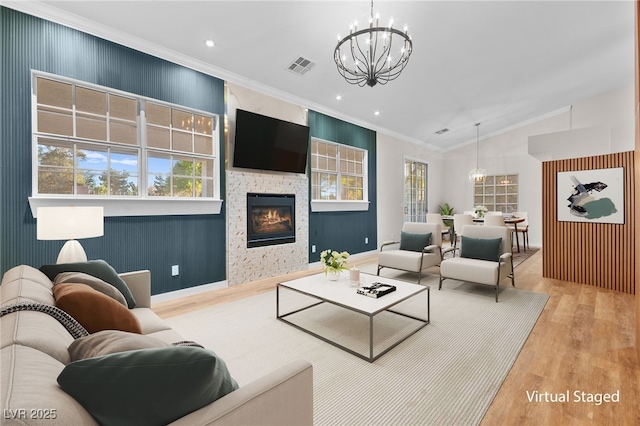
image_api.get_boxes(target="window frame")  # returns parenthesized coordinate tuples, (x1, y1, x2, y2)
(404, 157, 429, 223)
(473, 174, 519, 213)
(309, 137, 369, 212)
(28, 71, 223, 217)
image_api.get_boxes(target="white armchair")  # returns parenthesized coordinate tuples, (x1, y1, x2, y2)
(377, 222, 443, 284)
(439, 225, 514, 302)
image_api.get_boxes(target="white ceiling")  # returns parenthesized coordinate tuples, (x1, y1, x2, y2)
(9, 1, 636, 151)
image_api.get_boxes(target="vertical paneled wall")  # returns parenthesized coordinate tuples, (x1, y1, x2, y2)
(634, 0, 639, 361)
(542, 152, 636, 294)
(307, 111, 377, 262)
(0, 8, 227, 294)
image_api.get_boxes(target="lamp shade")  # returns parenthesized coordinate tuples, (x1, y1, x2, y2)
(37, 206, 104, 240)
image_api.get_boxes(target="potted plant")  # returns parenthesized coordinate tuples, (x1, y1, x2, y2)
(438, 203, 454, 227)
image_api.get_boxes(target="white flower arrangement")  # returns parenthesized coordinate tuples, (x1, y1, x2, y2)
(473, 205, 488, 218)
(320, 249, 350, 274)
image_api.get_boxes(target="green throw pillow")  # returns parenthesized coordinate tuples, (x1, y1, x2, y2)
(40, 260, 136, 308)
(57, 346, 239, 426)
(460, 236, 502, 262)
(399, 231, 432, 252)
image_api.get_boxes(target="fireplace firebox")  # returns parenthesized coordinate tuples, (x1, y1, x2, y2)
(247, 193, 295, 248)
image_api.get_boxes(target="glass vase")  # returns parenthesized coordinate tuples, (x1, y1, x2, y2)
(326, 268, 340, 281)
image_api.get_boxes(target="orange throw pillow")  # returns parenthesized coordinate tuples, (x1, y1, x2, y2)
(53, 283, 142, 334)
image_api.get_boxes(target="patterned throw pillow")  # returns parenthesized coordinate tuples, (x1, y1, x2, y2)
(0, 302, 89, 339)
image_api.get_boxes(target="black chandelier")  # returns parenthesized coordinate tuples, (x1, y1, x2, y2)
(334, 0, 413, 87)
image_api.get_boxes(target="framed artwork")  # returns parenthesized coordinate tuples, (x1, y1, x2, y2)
(557, 167, 624, 224)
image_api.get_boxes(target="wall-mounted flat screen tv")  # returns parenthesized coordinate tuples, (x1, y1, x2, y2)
(233, 109, 310, 174)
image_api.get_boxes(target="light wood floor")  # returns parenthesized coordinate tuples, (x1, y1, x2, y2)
(153, 251, 639, 425)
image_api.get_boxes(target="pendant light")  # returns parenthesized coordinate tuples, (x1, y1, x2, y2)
(468, 123, 487, 183)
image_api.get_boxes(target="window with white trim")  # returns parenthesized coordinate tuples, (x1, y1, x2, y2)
(32, 72, 219, 200)
(310, 138, 366, 201)
(473, 174, 519, 213)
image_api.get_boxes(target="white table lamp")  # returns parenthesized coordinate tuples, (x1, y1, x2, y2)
(37, 206, 104, 264)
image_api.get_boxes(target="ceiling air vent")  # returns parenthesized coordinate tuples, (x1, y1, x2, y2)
(435, 128, 449, 135)
(287, 56, 316, 76)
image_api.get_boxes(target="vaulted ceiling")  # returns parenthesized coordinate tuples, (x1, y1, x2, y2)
(10, 1, 636, 151)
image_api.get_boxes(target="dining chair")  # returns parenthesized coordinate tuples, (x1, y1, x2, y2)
(452, 214, 474, 247)
(512, 211, 529, 251)
(486, 211, 502, 216)
(484, 215, 506, 226)
(426, 213, 450, 241)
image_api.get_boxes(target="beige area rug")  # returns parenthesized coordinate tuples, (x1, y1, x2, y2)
(165, 274, 548, 426)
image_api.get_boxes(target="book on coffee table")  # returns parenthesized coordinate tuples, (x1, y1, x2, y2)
(356, 282, 397, 298)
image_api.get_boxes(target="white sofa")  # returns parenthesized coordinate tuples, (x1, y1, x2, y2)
(0, 264, 313, 425)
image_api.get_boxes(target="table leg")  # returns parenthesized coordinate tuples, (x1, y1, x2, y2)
(513, 224, 520, 253)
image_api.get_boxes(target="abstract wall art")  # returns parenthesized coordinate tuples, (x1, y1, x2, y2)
(557, 167, 624, 224)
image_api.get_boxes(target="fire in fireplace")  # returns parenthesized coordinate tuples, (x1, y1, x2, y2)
(247, 193, 295, 248)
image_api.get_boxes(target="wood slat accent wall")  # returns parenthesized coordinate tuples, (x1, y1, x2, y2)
(542, 152, 636, 294)
(634, 0, 639, 361)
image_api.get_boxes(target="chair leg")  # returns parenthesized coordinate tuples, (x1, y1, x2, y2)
(495, 283, 499, 302)
(376, 265, 382, 276)
(510, 258, 515, 287)
(438, 275, 444, 290)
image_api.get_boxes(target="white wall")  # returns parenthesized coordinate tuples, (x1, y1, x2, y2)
(441, 84, 635, 248)
(376, 133, 445, 246)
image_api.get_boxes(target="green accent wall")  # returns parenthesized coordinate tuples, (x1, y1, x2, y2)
(0, 8, 226, 294)
(307, 111, 377, 261)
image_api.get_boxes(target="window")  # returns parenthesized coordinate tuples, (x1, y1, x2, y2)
(404, 159, 428, 222)
(474, 174, 519, 213)
(32, 72, 220, 204)
(310, 138, 366, 201)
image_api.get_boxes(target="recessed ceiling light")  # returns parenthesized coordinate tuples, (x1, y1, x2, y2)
(205, 40, 215, 48)
(374, 111, 380, 116)
(336, 95, 342, 101)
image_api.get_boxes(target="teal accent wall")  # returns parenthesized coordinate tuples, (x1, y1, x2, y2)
(0, 8, 226, 294)
(307, 111, 377, 261)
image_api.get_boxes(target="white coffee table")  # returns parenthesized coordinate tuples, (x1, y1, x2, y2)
(277, 272, 429, 362)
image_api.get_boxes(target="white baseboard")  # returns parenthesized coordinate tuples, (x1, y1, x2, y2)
(151, 280, 228, 304)
(152, 250, 379, 303)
